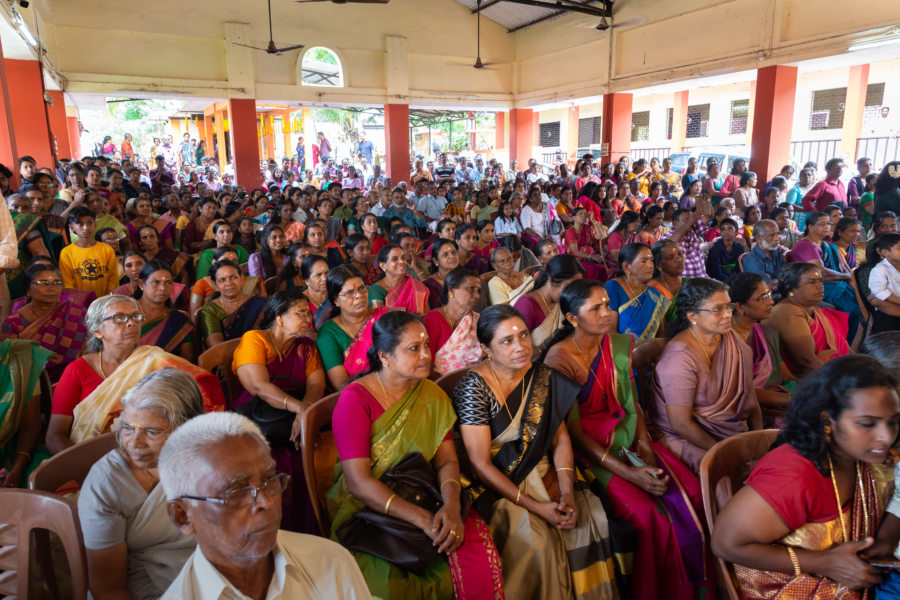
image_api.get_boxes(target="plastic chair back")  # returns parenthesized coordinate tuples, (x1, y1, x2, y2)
(699, 429, 779, 600)
(300, 392, 341, 537)
(198, 339, 243, 406)
(28, 432, 117, 494)
(434, 366, 471, 399)
(0, 489, 88, 599)
(631, 337, 666, 413)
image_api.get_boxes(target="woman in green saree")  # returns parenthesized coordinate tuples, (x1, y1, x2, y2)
(0, 339, 52, 487)
(327, 310, 504, 600)
(453, 304, 625, 600)
(5, 194, 52, 300)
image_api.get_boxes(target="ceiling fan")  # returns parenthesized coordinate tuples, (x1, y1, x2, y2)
(234, 0, 305, 55)
(473, 0, 487, 69)
(296, 0, 389, 4)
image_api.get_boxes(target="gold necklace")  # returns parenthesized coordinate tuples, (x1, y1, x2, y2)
(97, 350, 107, 378)
(687, 327, 716, 367)
(533, 290, 551, 315)
(827, 455, 865, 543)
(140, 468, 155, 490)
(375, 372, 390, 409)
(441, 306, 458, 329)
(488, 362, 525, 422)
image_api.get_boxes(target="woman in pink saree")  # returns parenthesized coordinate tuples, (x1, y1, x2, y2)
(651, 278, 762, 473)
(423, 269, 483, 376)
(316, 265, 391, 391)
(368, 244, 431, 315)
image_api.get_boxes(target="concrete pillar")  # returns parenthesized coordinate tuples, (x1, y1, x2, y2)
(566, 106, 579, 164)
(749, 65, 798, 184)
(214, 108, 227, 173)
(5, 59, 53, 169)
(600, 93, 633, 165)
(228, 98, 261, 189)
(509, 108, 534, 164)
(256, 115, 264, 161)
(841, 64, 869, 161)
(384, 103, 410, 182)
(263, 115, 275, 161)
(169, 118, 182, 139)
(302, 107, 314, 170)
(46, 91, 71, 160)
(66, 116, 81, 159)
(0, 38, 19, 179)
(203, 113, 215, 163)
(671, 91, 689, 154)
(495, 112, 506, 151)
(282, 110, 294, 159)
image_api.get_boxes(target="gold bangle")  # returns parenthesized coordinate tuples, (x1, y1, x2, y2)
(556, 467, 575, 474)
(384, 493, 397, 515)
(14, 451, 31, 463)
(440, 479, 460, 493)
(600, 449, 611, 464)
(282, 394, 289, 410)
(514, 489, 521, 505)
(787, 546, 801, 576)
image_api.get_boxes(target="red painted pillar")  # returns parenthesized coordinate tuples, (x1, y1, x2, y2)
(495, 112, 506, 151)
(66, 117, 82, 159)
(228, 99, 262, 189)
(508, 108, 534, 164)
(46, 91, 72, 160)
(749, 65, 798, 184)
(600, 93, 633, 165)
(5, 59, 53, 168)
(384, 103, 410, 183)
(0, 37, 19, 179)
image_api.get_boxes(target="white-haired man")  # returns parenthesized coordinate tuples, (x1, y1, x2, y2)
(159, 412, 371, 599)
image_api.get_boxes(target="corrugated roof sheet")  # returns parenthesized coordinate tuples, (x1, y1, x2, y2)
(453, 0, 564, 32)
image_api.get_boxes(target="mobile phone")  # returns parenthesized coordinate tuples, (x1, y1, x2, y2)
(868, 557, 900, 569)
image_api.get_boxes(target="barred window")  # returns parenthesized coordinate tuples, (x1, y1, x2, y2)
(809, 88, 846, 130)
(539, 122, 561, 148)
(578, 117, 602, 146)
(686, 104, 710, 138)
(631, 111, 650, 142)
(730, 99, 749, 135)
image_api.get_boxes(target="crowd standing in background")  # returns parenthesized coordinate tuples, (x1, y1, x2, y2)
(1, 130, 900, 600)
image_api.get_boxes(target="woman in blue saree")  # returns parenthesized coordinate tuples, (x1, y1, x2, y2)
(605, 243, 667, 343)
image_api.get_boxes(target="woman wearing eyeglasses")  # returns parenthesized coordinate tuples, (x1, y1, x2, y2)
(316, 266, 389, 391)
(46, 295, 225, 455)
(651, 278, 762, 473)
(78, 369, 203, 600)
(1, 263, 88, 381)
(728, 272, 797, 414)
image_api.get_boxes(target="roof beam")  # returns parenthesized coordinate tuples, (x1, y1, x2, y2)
(505, 0, 610, 32)
(495, 0, 610, 18)
(471, 0, 505, 12)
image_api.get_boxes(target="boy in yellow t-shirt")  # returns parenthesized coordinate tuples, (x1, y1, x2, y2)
(59, 207, 118, 297)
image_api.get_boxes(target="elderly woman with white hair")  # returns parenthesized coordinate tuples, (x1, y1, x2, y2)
(46, 294, 225, 455)
(157, 412, 371, 600)
(78, 368, 204, 600)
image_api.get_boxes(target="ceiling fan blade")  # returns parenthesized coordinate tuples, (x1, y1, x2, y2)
(233, 42, 269, 51)
(274, 44, 306, 52)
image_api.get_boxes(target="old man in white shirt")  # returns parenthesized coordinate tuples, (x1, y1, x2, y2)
(158, 412, 372, 600)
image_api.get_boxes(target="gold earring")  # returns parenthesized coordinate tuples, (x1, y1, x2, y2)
(788, 291, 794, 297)
(572, 322, 578, 328)
(824, 424, 832, 443)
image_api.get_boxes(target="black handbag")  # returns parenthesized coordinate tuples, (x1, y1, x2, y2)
(234, 375, 303, 446)
(336, 452, 445, 575)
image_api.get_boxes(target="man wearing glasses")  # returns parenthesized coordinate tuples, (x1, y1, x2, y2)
(159, 412, 371, 599)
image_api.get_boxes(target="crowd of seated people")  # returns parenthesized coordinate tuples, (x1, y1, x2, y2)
(1, 146, 900, 599)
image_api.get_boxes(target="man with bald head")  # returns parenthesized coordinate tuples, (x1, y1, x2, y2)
(159, 412, 370, 599)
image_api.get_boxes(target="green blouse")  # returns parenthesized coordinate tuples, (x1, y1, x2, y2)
(196, 244, 249, 279)
(316, 319, 352, 371)
(367, 283, 388, 307)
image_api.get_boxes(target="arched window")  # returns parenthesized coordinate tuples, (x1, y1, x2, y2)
(300, 47, 344, 87)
